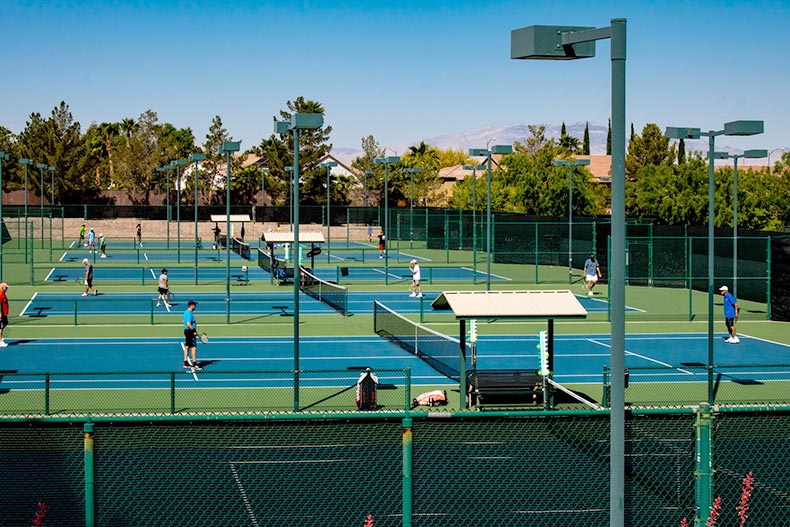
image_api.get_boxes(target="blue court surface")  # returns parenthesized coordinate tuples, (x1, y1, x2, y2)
(44, 264, 508, 283)
(58, 248, 244, 263)
(0, 333, 787, 390)
(70, 240, 202, 250)
(21, 291, 441, 317)
(21, 291, 623, 318)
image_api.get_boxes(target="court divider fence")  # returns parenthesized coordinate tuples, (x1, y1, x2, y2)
(2, 406, 790, 526)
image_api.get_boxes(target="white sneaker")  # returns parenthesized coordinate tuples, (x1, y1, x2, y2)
(81, 293, 88, 296)
(409, 293, 416, 297)
(725, 337, 733, 343)
(417, 293, 423, 298)
(730, 336, 740, 344)
(100, 254, 106, 258)
(588, 291, 594, 296)
(0, 341, 7, 347)
(157, 303, 161, 307)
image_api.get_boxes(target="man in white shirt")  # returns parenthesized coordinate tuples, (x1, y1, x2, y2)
(409, 259, 423, 297)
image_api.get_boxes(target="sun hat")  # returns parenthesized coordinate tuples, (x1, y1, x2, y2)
(719, 285, 729, 292)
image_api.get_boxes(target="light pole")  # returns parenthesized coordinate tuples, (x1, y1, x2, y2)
(463, 164, 486, 279)
(403, 167, 421, 248)
(172, 159, 186, 263)
(0, 152, 9, 281)
(36, 163, 48, 248)
(667, 123, 763, 397)
(275, 114, 324, 412)
(158, 164, 172, 248)
(218, 142, 241, 324)
(48, 165, 55, 206)
(713, 149, 767, 298)
(19, 158, 33, 262)
(512, 19, 626, 526)
(374, 156, 400, 285)
(320, 161, 338, 262)
(553, 158, 590, 283)
(469, 144, 512, 291)
(189, 153, 205, 285)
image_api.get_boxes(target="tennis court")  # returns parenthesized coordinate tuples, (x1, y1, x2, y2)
(58, 248, 241, 263)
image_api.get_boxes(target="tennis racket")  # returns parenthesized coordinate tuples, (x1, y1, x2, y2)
(199, 332, 209, 344)
(167, 292, 176, 303)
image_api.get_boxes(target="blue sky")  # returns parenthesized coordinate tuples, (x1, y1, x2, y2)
(1, 0, 787, 153)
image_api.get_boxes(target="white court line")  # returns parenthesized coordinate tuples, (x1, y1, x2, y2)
(371, 267, 406, 280)
(149, 268, 157, 279)
(19, 292, 38, 317)
(44, 268, 55, 281)
(58, 252, 68, 262)
(143, 252, 149, 261)
(461, 267, 511, 280)
(588, 338, 693, 375)
(229, 463, 261, 527)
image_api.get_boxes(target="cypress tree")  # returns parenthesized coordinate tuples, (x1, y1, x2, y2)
(606, 119, 612, 156)
(561, 122, 567, 139)
(583, 121, 590, 155)
(678, 138, 686, 164)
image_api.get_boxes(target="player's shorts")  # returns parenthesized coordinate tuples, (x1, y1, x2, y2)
(158, 287, 169, 295)
(413, 279, 421, 286)
(586, 273, 598, 283)
(184, 329, 197, 348)
(725, 317, 736, 330)
(379, 243, 385, 250)
(86, 278, 93, 287)
(0, 316, 8, 330)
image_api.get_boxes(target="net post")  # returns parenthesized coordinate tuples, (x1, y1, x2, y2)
(459, 319, 467, 409)
(44, 373, 51, 415)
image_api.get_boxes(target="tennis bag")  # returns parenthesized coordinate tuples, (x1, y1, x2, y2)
(356, 370, 378, 410)
(412, 389, 448, 407)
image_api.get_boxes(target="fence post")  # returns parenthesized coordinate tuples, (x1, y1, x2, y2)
(44, 373, 50, 415)
(402, 417, 413, 527)
(695, 403, 714, 525)
(170, 372, 176, 414)
(84, 421, 95, 527)
(766, 237, 771, 320)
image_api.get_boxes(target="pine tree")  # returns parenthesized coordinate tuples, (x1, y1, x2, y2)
(678, 139, 686, 164)
(583, 122, 590, 155)
(560, 122, 567, 139)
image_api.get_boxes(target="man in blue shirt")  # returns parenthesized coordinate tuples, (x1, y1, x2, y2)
(719, 285, 740, 344)
(182, 300, 202, 369)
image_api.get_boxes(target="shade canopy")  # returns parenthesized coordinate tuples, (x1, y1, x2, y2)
(431, 290, 588, 320)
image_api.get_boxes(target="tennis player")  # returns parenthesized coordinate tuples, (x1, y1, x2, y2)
(99, 233, 107, 258)
(157, 269, 170, 308)
(0, 282, 9, 347)
(378, 229, 386, 258)
(79, 224, 86, 246)
(584, 253, 602, 296)
(87, 228, 96, 253)
(409, 259, 423, 297)
(136, 223, 142, 247)
(182, 300, 202, 369)
(719, 285, 740, 344)
(82, 258, 98, 296)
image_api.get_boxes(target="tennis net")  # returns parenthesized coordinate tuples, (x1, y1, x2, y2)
(300, 266, 349, 316)
(373, 300, 471, 381)
(231, 236, 251, 260)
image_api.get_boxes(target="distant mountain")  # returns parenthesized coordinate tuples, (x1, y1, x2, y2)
(331, 122, 774, 167)
(331, 122, 608, 165)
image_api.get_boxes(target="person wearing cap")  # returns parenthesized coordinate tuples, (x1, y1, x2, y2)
(157, 269, 170, 308)
(182, 300, 202, 369)
(87, 228, 96, 253)
(409, 259, 423, 298)
(719, 285, 740, 344)
(584, 253, 602, 296)
(0, 282, 9, 347)
(82, 258, 98, 296)
(99, 233, 107, 258)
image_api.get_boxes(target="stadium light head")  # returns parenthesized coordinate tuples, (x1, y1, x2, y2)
(463, 164, 486, 171)
(320, 161, 338, 168)
(403, 167, 421, 173)
(468, 148, 489, 157)
(0, 152, 9, 161)
(744, 149, 768, 158)
(172, 159, 186, 166)
(665, 127, 701, 140)
(219, 141, 241, 155)
(19, 158, 33, 165)
(274, 120, 290, 134)
(713, 151, 730, 160)
(723, 120, 764, 137)
(511, 25, 596, 60)
(291, 113, 324, 130)
(36, 162, 48, 169)
(188, 153, 206, 162)
(374, 156, 400, 164)
(491, 145, 513, 155)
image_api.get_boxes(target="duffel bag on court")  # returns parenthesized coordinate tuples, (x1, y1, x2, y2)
(413, 389, 447, 407)
(355, 369, 378, 410)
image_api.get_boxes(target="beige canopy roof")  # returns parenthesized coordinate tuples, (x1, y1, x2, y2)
(210, 214, 252, 222)
(263, 232, 326, 244)
(431, 290, 587, 320)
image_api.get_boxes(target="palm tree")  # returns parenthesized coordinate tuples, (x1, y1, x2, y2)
(97, 122, 120, 186)
(120, 118, 137, 149)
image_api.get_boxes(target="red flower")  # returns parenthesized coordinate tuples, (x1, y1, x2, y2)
(32, 502, 49, 527)
(706, 496, 722, 527)
(737, 471, 755, 527)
